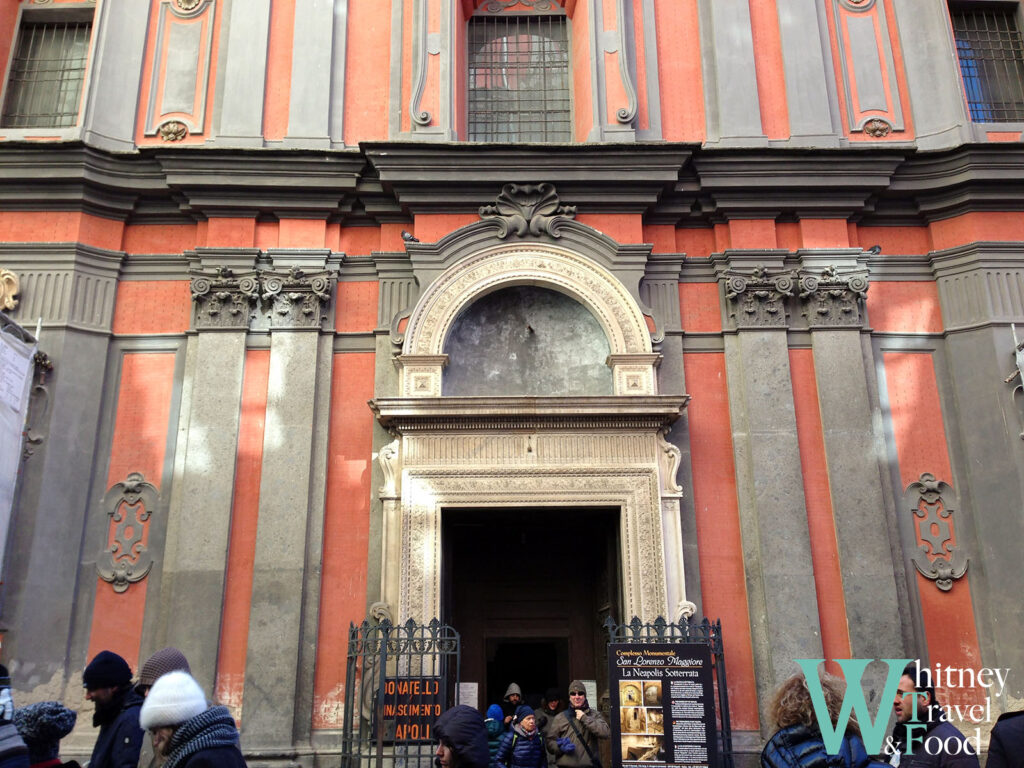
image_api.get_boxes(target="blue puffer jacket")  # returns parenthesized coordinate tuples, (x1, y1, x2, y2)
(760, 724, 886, 768)
(496, 725, 546, 768)
(486, 705, 506, 768)
(434, 706, 491, 768)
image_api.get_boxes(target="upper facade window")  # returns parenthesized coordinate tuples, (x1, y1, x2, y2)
(467, 14, 570, 142)
(1, 17, 92, 129)
(951, 6, 1024, 121)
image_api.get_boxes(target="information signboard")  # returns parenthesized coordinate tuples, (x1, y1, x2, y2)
(608, 644, 717, 768)
(377, 676, 443, 742)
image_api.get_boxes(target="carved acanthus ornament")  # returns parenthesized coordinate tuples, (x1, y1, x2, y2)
(190, 267, 259, 329)
(378, 438, 401, 498)
(904, 473, 968, 592)
(158, 120, 188, 141)
(479, 183, 577, 239)
(798, 265, 869, 327)
(96, 473, 159, 593)
(261, 267, 333, 328)
(863, 118, 892, 137)
(0, 268, 19, 311)
(724, 265, 797, 328)
(657, 427, 683, 495)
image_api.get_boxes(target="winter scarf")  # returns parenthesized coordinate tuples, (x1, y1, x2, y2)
(162, 707, 238, 768)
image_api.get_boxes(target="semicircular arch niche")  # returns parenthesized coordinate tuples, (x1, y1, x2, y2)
(396, 243, 660, 397)
(443, 284, 613, 396)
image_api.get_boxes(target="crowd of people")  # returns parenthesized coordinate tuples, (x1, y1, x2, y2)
(0, 655, 1020, 768)
(0, 648, 245, 768)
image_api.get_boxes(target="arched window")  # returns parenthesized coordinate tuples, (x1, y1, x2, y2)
(467, 14, 570, 141)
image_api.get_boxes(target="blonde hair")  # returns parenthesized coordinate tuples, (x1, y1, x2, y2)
(767, 672, 859, 736)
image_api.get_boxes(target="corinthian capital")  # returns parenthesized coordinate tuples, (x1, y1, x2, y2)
(798, 265, 869, 328)
(190, 267, 259, 330)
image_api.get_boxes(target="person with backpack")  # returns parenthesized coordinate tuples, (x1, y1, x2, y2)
(496, 706, 545, 768)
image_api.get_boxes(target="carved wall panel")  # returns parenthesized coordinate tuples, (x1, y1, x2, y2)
(830, 0, 905, 136)
(143, 0, 217, 141)
(904, 472, 968, 592)
(96, 472, 159, 593)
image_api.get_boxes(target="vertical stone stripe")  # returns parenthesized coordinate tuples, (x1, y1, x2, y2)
(287, 0, 335, 142)
(700, 0, 764, 141)
(241, 330, 323, 746)
(161, 331, 247, 694)
(215, 350, 271, 722)
(883, 351, 984, 709)
(685, 352, 759, 731)
(216, 0, 271, 142)
(86, 352, 177, 669)
(789, 349, 851, 671)
(313, 352, 375, 729)
(776, 0, 835, 139)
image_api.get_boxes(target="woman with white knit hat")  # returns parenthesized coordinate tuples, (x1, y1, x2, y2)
(138, 673, 245, 768)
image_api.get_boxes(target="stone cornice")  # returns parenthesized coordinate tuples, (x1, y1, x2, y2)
(370, 395, 689, 432)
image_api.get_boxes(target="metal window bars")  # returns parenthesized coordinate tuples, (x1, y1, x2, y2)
(604, 616, 734, 768)
(468, 14, 571, 142)
(342, 618, 461, 768)
(1, 21, 91, 129)
(952, 7, 1024, 122)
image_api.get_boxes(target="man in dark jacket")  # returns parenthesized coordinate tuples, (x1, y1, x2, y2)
(138, 671, 244, 768)
(434, 706, 489, 768)
(83, 652, 144, 768)
(545, 682, 608, 768)
(987, 709, 1024, 768)
(888, 663, 979, 768)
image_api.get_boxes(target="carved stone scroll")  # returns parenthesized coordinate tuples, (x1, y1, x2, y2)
(479, 183, 577, 239)
(378, 438, 401, 498)
(723, 265, 797, 328)
(0, 268, 19, 311)
(904, 473, 968, 592)
(261, 266, 334, 329)
(190, 267, 259, 329)
(96, 473, 159, 593)
(657, 427, 683, 495)
(798, 265, 869, 328)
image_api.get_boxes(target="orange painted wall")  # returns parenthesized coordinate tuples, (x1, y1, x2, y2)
(865, 282, 943, 334)
(85, 352, 177, 670)
(854, 225, 931, 255)
(883, 351, 982, 708)
(679, 283, 721, 333)
(601, 0, 626, 126)
(122, 223, 199, 254)
(344, 0, 391, 144)
(676, 227, 714, 259)
(748, 0, 788, 140)
(336, 282, 380, 332)
(930, 211, 1024, 251)
(631, 0, 649, 131)
(789, 349, 851, 674)
(263, 0, 295, 141)
(206, 217, 257, 248)
(571, 0, 594, 142)
(313, 352, 376, 729)
(414, 213, 478, 243)
(0, 211, 123, 250)
(653, 0, 703, 141)
(112, 281, 192, 335)
(684, 352, 759, 731)
(215, 350, 270, 721)
(279, 218, 327, 248)
(798, 219, 849, 249)
(339, 226, 383, 256)
(576, 213, 642, 244)
(727, 219, 777, 250)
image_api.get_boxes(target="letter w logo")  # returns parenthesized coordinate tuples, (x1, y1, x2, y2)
(795, 659, 910, 755)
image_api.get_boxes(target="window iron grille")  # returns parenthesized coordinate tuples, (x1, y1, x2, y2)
(1, 20, 91, 129)
(952, 7, 1024, 122)
(468, 14, 571, 142)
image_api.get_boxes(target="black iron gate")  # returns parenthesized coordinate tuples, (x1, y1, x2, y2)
(604, 616, 733, 768)
(341, 618, 461, 768)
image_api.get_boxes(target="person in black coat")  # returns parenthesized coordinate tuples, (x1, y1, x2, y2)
(83, 652, 144, 768)
(987, 710, 1024, 768)
(433, 706, 489, 768)
(138, 672, 245, 768)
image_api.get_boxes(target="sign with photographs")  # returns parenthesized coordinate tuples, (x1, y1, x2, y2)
(608, 644, 717, 768)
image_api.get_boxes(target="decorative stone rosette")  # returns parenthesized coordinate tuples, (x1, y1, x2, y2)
(723, 265, 797, 328)
(798, 265, 869, 327)
(190, 267, 260, 329)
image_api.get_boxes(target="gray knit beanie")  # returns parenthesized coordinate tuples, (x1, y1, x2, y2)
(139, 671, 207, 730)
(138, 648, 191, 688)
(13, 701, 76, 764)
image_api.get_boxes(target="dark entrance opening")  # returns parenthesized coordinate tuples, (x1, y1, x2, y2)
(442, 507, 620, 710)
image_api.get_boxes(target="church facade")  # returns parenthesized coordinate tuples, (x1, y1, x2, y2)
(1, 0, 1023, 765)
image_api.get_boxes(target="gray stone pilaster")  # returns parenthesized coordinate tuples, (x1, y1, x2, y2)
(890, 0, 971, 149)
(328, 0, 350, 146)
(81, 0, 151, 151)
(698, 0, 765, 145)
(239, 260, 335, 751)
(776, 0, 838, 144)
(159, 260, 258, 693)
(1, 246, 124, 701)
(286, 0, 335, 146)
(215, 0, 271, 145)
(797, 257, 905, 696)
(716, 253, 822, 717)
